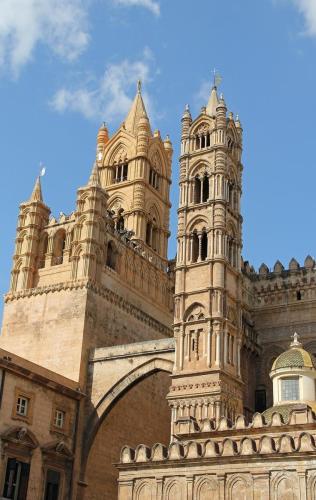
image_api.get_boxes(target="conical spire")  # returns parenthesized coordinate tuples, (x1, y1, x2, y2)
(29, 176, 43, 202)
(124, 80, 151, 135)
(88, 161, 101, 187)
(206, 86, 219, 116)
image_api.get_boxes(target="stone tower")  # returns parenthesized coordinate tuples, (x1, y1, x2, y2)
(0, 86, 174, 385)
(98, 81, 172, 265)
(168, 84, 244, 432)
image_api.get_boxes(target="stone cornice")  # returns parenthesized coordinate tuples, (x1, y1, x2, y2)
(4, 279, 173, 337)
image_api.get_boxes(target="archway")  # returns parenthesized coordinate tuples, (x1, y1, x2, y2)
(82, 358, 173, 499)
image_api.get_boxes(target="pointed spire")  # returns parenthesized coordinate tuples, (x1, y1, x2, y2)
(124, 81, 151, 135)
(88, 162, 101, 187)
(206, 86, 219, 116)
(29, 176, 43, 202)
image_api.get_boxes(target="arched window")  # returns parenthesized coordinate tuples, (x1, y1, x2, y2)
(194, 177, 201, 203)
(146, 221, 152, 246)
(146, 217, 159, 252)
(38, 233, 48, 269)
(114, 162, 128, 183)
(202, 175, 209, 202)
(52, 230, 66, 266)
(201, 231, 208, 261)
(191, 232, 199, 263)
(149, 167, 159, 189)
(106, 241, 117, 270)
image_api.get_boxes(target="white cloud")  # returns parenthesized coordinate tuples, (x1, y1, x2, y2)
(112, 0, 160, 16)
(50, 52, 158, 123)
(291, 0, 316, 36)
(0, 0, 89, 76)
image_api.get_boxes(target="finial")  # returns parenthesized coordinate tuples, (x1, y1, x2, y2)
(137, 79, 142, 94)
(185, 103, 190, 111)
(220, 93, 224, 100)
(236, 114, 239, 121)
(290, 332, 302, 348)
(212, 68, 222, 89)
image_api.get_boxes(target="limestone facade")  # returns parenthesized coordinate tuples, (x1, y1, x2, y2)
(1, 78, 316, 499)
(0, 348, 82, 500)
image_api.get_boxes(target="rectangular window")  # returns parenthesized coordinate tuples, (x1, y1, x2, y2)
(54, 409, 65, 429)
(281, 377, 299, 401)
(44, 469, 61, 500)
(3, 458, 30, 500)
(16, 396, 29, 417)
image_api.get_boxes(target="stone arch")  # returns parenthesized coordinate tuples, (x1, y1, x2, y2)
(186, 215, 209, 234)
(163, 479, 185, 500)
(194, 476, 219, 500)
(307, 473, 316, 500)
(226, 474, 253, 500)
(148, 144, 167, 177)
(270, 471, 299, 500)
(81, 357, 173, 482)
(189, 158, 213, 178)
(134, 479, 154, 500)
(184, 302, 205, 322)
(105, 138, 131, 166)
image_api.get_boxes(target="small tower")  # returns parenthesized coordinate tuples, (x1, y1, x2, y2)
(98, 81, 172, 265)
(71, 162, 109, 282)
(168, 81, 244, 431)
(10, 175, 50, 292)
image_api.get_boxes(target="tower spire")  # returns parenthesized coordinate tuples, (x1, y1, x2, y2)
(124, 81, 151, 135)
(29, 176, 43, 202)
(88, 161, 101, 187)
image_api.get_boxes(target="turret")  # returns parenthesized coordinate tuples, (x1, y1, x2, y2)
(96, 122, 109, 161)
(10, 175, 50, 292)
(136, 112, 150, 156)
(71, 162, 108, 282)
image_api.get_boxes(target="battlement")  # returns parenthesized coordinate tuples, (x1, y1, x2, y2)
(242, 255, 316, 281)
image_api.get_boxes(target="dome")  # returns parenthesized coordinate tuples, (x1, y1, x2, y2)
(271, 335, 316, 371)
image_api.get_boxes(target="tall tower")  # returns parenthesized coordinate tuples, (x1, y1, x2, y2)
(98, 81, 172, 265)
(168, 83, 244, 431)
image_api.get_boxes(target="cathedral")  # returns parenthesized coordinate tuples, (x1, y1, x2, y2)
(0, 79, 316, 499)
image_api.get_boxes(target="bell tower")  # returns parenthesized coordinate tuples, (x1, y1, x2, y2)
(168, 83, 244, 432)
(97, 81, 172, 265)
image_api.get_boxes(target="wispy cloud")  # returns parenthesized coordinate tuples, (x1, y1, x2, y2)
(0, 0, 89, 77)
(291, 0, 316, 36)
(0, 0, 161, 77)
(50, 50, 159, 123)
(113, 0, 160, 16)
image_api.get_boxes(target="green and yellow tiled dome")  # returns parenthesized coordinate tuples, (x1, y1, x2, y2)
(272, 335, 316, 371)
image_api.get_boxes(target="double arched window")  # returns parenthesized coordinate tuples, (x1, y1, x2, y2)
(194, 174, 209, 204)
(52, 230, 66, 266)
(114, 162, 128, 183)
(190, 230, 208, 263)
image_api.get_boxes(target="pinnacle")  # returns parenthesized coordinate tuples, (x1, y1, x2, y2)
(206, 86, 218, 116)
(124, 82, 151, 135)
(88, 161, 101, 187)
(29, 176, 43, 202)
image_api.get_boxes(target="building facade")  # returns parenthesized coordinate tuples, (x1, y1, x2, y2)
(1, 79, 316, 499)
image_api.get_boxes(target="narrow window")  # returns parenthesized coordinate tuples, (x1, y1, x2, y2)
(44, 469, 61, 500)
(195, 136, 199, 150)
(201, 231, 208, 261)
(194, 177, 201, 204)
(54, 409, 65, 429)
(201, 135, 206, 148)
(146, 222, 152, 246)
(192, 233, 199, 262)
(202, 175, 209, 202)
(3, 458, 30, 500)
(16, 396, 29, 417)
(192, 338, 195, 352)
(206, 133, 211, 147)
(281, 377, 299, 401)
(296, 290, 302, 301)
(255, 388, 267, 412)
(106, 241, 116, 270)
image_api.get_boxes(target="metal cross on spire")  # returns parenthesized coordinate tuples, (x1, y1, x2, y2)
(212, 68, 222, 89)
(39, 161, 46, 177)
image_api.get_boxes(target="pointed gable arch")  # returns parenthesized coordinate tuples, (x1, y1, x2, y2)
(148, 142, 167, 177)
(103, 130, 135, 166)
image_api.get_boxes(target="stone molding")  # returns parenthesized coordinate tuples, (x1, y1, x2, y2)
(4, 279, 172, 337)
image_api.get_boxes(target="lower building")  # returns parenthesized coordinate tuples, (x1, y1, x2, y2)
(0, 349, 83, 500)
(117, 337, 316, 499)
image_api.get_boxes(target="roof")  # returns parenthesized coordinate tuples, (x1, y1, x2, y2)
(263, 403, 316, 424)
(124, 81, 151, 135)
(272, 347, 316, 371)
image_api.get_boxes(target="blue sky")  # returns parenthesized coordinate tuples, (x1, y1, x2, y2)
(1, 0, 316, 318)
